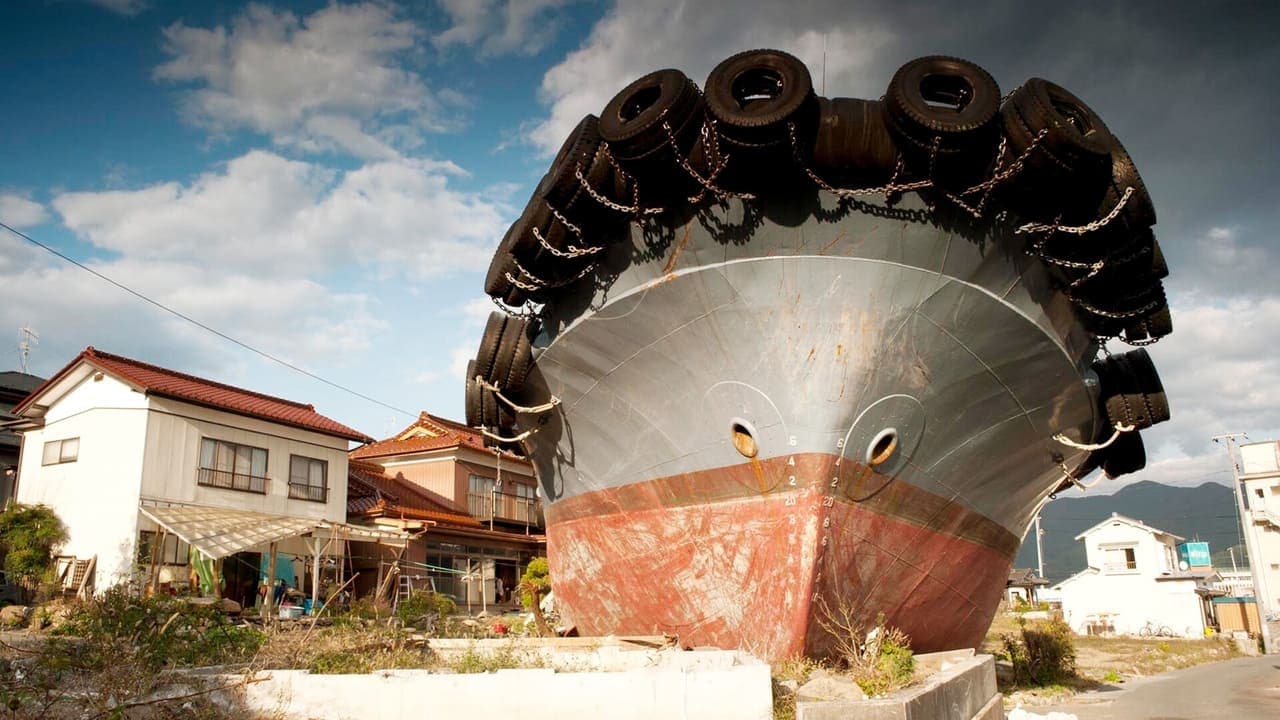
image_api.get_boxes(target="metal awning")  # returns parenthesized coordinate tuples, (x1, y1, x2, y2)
(139, 502, 408, 560)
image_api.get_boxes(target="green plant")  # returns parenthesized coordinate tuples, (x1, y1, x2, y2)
(396, 590, 456, 629)
(1000, 618, 1077, 687)
(53, 585, 263, 670)
(0, 504, 68, 603)
(1102, 670, 1122, 683)
(518, 557, 552, 636)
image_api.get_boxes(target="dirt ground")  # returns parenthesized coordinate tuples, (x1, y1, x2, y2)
(980, 610, 1240, 706)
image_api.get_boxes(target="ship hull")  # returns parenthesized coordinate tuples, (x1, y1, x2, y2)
(546, 452, 1017, 658)
(522, 192, 1101, 658)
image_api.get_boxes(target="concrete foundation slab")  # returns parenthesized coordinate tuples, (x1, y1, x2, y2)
(796, 652, 999, 720)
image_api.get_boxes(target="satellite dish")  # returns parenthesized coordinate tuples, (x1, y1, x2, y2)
(1179, 560, 1190, 571)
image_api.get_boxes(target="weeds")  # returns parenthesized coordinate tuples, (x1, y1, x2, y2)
(817, 599, 916, 698)
(1000, 618, 1077, 687)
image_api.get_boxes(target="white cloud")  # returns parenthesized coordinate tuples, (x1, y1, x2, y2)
(529, 2, 893, 154)
(434, 0, 577, 58)
(52, 150, 509, 279)
(155, 2, 455, 159)
(0, 194, 49, 228)
(0, 235, 381, 377)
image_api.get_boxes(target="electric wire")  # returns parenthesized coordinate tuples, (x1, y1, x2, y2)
(0, 220, 414, 419)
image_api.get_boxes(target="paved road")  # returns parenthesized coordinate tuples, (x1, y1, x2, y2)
(1033, 655, 1280, 719)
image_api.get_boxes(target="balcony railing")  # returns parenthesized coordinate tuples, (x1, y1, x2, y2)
(467, 491, 542, 526)
(288, 481, 328, 503)
(197, 467, 267, 495)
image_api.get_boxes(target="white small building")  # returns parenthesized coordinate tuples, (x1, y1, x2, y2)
(1055, 513, 1220, 638)
(1237, 441, 1280, 615)
(9, 347, 398, 603)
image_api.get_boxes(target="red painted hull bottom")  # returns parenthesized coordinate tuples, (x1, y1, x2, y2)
(545, 453, 1019, 660)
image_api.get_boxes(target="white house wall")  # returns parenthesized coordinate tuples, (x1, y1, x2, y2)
(140, 397, 351, 523)
(1058, 520, 1206, 638)
(16, 373, 148, 588)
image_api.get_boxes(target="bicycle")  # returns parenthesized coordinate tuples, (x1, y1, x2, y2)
(1137, 620, 1175, 638)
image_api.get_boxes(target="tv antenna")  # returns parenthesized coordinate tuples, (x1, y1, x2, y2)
(18, 325, 38, 373)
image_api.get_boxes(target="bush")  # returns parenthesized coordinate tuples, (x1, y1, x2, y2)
(396, 591, 456, 629)
(0, 504, 68, 602)
(53, 585, 263, 670)
(1001, 618, 1077, 686)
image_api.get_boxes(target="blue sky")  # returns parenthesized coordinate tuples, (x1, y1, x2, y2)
(2, 0, 1278, 493)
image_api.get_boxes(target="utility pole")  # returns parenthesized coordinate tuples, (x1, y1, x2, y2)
(1213, 432, 1272, 654)
(1035, 512, 1046, 580)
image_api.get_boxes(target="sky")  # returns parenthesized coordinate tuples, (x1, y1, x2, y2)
(1, 0, 1277, 497)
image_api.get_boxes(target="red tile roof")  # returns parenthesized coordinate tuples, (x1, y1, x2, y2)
(15, 347, 372, 443)
(347, 459, 480, 527)
(349, 412, 527, 463)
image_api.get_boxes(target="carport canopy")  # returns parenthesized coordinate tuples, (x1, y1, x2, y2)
(139, 502, 407, 560)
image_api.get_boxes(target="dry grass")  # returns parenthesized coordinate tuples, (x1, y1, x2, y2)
(981, 609, 1241, 707)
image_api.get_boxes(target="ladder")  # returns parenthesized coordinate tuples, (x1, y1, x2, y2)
(397, 575, 415, 606)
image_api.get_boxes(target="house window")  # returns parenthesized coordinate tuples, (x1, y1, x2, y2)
(41, 437, 79, 465)
(288, 455, 328, 502)
(468, 474, 495, 517)
(136, 531, 190, 566)
(1103, 546, 1138, 572)
(197, 438, 268, 494)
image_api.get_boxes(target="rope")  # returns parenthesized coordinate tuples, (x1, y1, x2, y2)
(480, 427, 535, 443)
(474, 375, 561, 414)
(1052, 423, 1135, 451)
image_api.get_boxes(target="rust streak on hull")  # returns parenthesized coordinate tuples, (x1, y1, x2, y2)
(546, 453, 1016, 659)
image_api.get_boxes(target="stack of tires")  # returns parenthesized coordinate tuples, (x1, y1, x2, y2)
(470, 50, 1173, 473)
(465, 312, 536, 444)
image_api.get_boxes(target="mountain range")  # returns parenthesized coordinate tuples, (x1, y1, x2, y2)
(1011, 481, 1247, 583)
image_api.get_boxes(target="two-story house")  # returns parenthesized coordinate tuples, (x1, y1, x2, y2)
(348, 412, 545, 606)
(1055, 512, 1221, 637)
(9, 347, 397, 605)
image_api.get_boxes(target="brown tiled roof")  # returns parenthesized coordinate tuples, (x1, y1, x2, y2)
(349, 411, 527, 463)
(347, 460, 480, 528)
(15, 347, 372, 443)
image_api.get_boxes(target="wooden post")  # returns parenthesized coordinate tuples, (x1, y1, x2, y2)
(264, 541, 278, 620)
(309, 536, 322, 612)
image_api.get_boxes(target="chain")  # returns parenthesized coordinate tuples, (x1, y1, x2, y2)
(1070, 293, 1163, 320)
(787, 122, 932, 200)
(601, 144, 665, 216)
(663, 118, 755, 202)
(1016, 186, 1135, 236)
(532, 225, 604, 259)
(575, 163, 644, 215)
(546, 202, 583, 238)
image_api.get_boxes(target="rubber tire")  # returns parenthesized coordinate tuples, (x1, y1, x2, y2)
(883, 55, 1001, 158)
(539, 114, 603, 211)
(481, 382, 499, 427)
(600, 69, 701, 160)
(489, 319, 523, 388)
(811, 97, 898, 185)
(475, 312, 508, 381)
(704, 49, 818, 148)
(1100, 349, 1170, 430)
(464, 359, 481, 427)
(1102, 134, 1156, 231)
(1102, 431, 1146, 479)
(1011, 78, 1112, 171)
(505, 327, 534, 391)
(999, 79, 1112, 222)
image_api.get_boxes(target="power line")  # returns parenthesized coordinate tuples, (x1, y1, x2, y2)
(1, 220, 414, 420)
